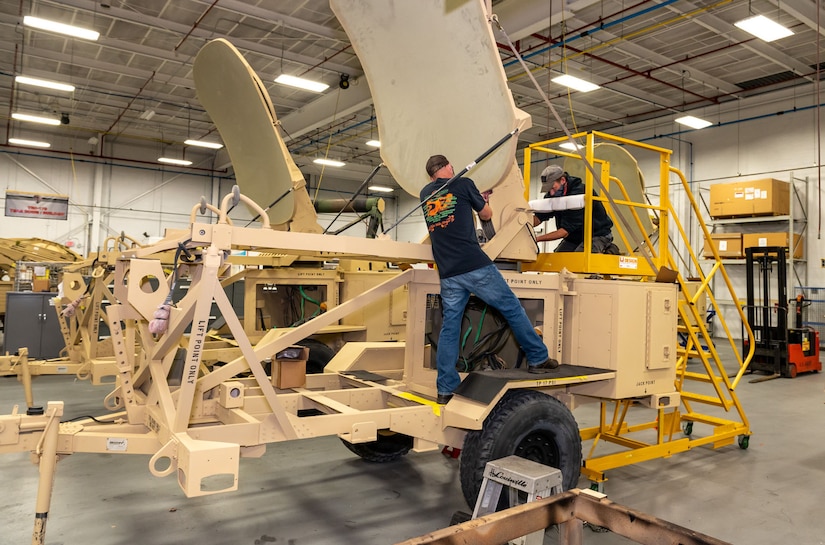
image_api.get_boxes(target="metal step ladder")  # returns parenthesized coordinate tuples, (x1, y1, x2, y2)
(472, 455, 563, 545)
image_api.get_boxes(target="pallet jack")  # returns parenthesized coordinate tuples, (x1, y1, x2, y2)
(743, 246, 822, 379)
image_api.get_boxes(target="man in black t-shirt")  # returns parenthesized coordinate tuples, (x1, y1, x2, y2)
(420, 155, 557, 404)
(533, 164, 617, 253)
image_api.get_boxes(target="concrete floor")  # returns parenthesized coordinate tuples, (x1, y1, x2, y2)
(1, 356, 823, 545)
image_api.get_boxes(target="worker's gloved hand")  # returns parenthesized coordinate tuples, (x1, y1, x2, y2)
(481, 189, 493, 202)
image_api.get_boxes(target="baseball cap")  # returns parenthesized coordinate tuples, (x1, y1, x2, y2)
(540, 165, 564, 193)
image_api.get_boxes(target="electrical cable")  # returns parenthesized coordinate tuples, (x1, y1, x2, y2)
(313, 87, 344, 204)
(61, 414, 111, 424)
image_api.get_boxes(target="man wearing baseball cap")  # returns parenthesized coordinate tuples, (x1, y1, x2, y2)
(533, 164, 617, 253)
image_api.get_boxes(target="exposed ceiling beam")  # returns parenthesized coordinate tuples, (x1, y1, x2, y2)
(279, 81, 373, 141)
(770, 0, 825, 39)
(41, 1, 357, 76)
(0, 42, 193, 89)
(577, 24, 743, 95)
(191, 0, 350, 42)
(661, 0, 815, 80)
(491, 0, 582, 41)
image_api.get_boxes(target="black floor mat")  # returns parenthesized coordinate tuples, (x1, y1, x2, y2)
(453, 364, 611, 404)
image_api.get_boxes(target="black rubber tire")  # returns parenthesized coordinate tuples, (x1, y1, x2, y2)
(297, 338, 336, 374)
(341, 430, 414, 463)
(459, 390, 582, 510)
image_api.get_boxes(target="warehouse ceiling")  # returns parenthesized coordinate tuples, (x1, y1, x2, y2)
(0, 0, 822, 183)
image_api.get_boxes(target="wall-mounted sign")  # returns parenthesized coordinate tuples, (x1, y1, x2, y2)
(5, 190, 69, 220)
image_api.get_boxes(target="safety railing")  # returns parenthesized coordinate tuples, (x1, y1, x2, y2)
(523, 131, 755, 481)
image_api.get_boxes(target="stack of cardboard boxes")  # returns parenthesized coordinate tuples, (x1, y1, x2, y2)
(704, 178, 802, 259)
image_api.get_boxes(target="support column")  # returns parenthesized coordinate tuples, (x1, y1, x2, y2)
(89, 161, 104, 255)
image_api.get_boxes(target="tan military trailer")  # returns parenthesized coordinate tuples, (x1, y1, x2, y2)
(0, 2, 753, 543)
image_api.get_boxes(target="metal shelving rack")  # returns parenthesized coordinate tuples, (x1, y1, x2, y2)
(702, 174, 808, 309)
(13, 261, 73, 292)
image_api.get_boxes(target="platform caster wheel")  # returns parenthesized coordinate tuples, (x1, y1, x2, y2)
(738, 435, 750, 450)
(682, 422, 693, 436)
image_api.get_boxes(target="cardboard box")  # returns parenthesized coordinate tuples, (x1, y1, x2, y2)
(32, 278, 51, 292)
(702, 233, 743, 258)
(742, 232, 804, 259)
(709, 179, 790, 218)
(271, 346, 309, 389)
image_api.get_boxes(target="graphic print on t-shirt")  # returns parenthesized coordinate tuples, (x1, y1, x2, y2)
(424, 192, 456, 231)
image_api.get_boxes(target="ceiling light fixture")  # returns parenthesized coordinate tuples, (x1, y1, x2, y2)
(675, 115, 712, 130)
(12, 112, 61, 126)
(9, 138, 51, 148)
(184, 139, 224, 149)
(368, 185, 393, 193)
(23, 15, 100, 41)
(15, 75, 75, 92)
(158, 157, 193, 166)
(313, 158, 345, 167)
(552, 74, 600, 93)
(139, 109, 155, 121)
(365, 140, 381, 148)
(734, 14, 793, 42)
(559, 142, 583, 151)
(275, 74, 329, 93)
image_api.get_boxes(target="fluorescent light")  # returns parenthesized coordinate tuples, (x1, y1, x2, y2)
(184, 139, 224, 149)
(139, 109, 155, 121)
(15, 76, 75, 92)
(368, 185, 393, 193)
(23, 15, 100, 41)
(313, 158, 345, 167)
(365, 140, 381, 147)
(158, 157, 193, 166)
(552, 74, 600, 93)
(9, 138, 51, 148)
(275, 74, 329, 93)
(734, 14, 793, 42)
(12, 112, 61, 126)
(675, 115, 712, 130)
(559, 142, 583, 151)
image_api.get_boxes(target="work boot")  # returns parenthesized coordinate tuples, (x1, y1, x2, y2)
(436, 393, 454, 404)
(528, 358, 560, 374)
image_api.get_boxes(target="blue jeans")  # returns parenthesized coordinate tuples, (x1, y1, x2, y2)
(436, 264, 549, 395)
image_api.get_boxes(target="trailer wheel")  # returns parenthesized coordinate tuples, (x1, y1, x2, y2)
(341, 430, 414, 463)
(297, 338, 336, 374)
(459, 390, 581, 510)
